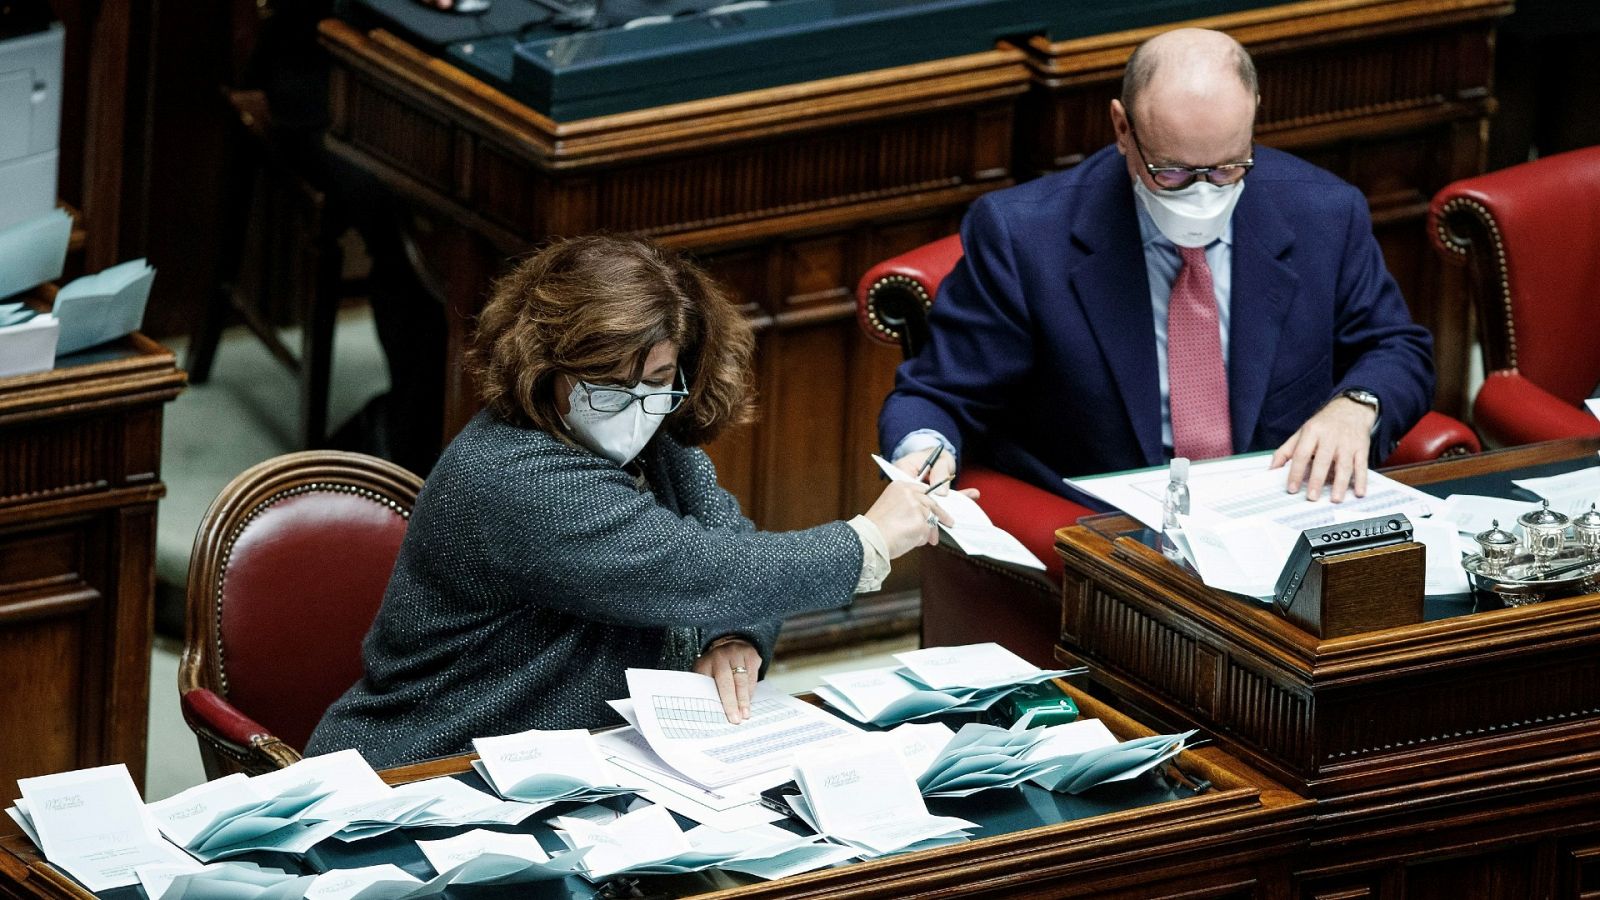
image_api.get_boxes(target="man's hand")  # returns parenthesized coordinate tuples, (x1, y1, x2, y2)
(893, 447, 957, 492)
(1269, 397, 1379, 502)
(692, 637, 763, 724)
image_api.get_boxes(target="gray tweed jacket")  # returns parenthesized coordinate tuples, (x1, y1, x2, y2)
(305, 411, 863, 768)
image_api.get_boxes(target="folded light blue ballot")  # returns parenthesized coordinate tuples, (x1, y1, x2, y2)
(814, 642, 1084, 727)
(146, 774, 343, 862)
(910, 720, 1197, 797)
(471, 727, 641, 804)
(51, 257, 154, 354)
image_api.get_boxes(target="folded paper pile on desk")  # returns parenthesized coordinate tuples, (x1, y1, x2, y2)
(6, 647, 1198, 898)
(0, 257, 154, 379)
(815, 641, 1081, 725)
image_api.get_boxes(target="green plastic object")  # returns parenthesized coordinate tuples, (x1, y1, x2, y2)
(990, 681, 1079, 730)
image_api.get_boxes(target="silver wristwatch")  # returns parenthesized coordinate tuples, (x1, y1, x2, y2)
(1340, 387, 1381, 417)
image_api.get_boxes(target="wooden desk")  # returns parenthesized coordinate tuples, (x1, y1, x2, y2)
(1055, 438, 1600, 895)
(0, 683, 1313, 899)
(0, 333, 185, 804)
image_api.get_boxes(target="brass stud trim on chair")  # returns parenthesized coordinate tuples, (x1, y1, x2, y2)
(864, 274, 932, 343)
(213, 483, 411, 696)
(1436, 195, 1517, 370)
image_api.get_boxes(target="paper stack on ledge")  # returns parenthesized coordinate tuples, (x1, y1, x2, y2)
(815, 642, 1082, 726)
(52, 257, 154, 355)
(471, 728, 641, 804)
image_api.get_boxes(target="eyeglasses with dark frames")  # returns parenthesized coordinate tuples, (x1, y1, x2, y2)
(1127, 121, 1254, 192)
(577, 368, 688, 415)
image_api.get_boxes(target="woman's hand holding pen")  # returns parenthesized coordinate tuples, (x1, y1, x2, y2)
(893, 444, 957, 493)
(865, 480, 978, 558)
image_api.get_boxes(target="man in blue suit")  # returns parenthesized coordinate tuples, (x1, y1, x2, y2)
(880, 28, 1433, 506)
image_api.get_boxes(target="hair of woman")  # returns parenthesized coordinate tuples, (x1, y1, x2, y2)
(471, 234, 756, 445)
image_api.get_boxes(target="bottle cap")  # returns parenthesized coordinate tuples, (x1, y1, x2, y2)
(1170, 457, 1190, 482)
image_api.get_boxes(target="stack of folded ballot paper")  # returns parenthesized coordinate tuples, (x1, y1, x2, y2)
(146, 774, 345, 862)
(550, 804, 850, 881)
(907, 720, 1195, 797)
(1023, 722, 1195, 795)
(791, 743, 977, 858)
(815, 642, 1082, 726)
(248, 749, 445, 841)
(471, 728, 640, 803)
(51, 258, 155, 355)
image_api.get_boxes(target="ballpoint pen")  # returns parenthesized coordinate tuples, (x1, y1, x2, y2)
(915, 443, 944, 479)
(924, 475, 954, 494)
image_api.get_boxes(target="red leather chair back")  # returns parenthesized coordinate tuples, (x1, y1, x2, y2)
(1430, 146, 1600, 405)
(181, 451, 422, 766)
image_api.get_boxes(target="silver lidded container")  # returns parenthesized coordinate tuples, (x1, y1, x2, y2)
(1518, 500, 1571, 569)
(1574, 504, 1600, 555)
(1473, 519, 1519, 576)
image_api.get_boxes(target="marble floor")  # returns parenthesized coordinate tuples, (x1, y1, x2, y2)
(143, 310, 909, 800)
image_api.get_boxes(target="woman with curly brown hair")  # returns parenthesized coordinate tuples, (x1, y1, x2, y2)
(307, 234, 965, 768)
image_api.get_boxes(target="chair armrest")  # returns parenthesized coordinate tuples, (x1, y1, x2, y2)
(181, 688, 303, 775)
(1383, 411, 1481, 466)
(954, 465, 1095, 585)
(1474, 370, 1600, 447)
(856, 234, 963, 357)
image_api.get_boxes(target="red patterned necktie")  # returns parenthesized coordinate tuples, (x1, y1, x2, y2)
(1168, 246, 1233, 460)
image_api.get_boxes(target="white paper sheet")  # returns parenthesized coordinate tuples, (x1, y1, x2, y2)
(16, 765, 191, 891)
(472, 728, 635, 803)
(1067, 453, 1276, 529)
(872, 454, 1045, 569)
(893, 642, 1040, 691)
(626, 669, 861, 788)
(250, 749, 390, 821)
(415, 830, 548, 872)
(1413, 517, 1470, 594)
(553, 804, 691, 880)
(590, 725, 784, 831)
(1173, 511, 1299, 600)
(1512, 464, 1600, 517)
(1437, 494, 1539, 536)
(794, 744, 974, 856)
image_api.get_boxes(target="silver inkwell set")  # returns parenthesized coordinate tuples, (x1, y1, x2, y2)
(1464, 501, 1600, 604)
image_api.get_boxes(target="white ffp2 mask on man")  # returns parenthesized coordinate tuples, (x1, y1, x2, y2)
(1133, 178, 1244, 248)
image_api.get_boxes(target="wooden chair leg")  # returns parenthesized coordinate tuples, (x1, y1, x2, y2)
(188, 130, 262, 383)
(299, 218, 340, 450)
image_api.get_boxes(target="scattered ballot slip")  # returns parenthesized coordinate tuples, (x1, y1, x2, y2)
(13, 764, 191, 891)
(872, 454, 1046, 570)
(471, 727, 639, 804)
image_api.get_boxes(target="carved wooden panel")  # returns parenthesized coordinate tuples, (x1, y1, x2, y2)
(0, 337, 182, 801)
(1558, 836, 1600, 899)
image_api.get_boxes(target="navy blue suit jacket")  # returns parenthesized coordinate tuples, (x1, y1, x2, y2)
(878, 144, 1435, 504)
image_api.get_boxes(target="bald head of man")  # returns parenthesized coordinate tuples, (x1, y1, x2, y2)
(1110, 28, 1259, 196)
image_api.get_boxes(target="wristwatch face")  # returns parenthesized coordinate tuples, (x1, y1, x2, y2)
(1342, 389, 1380, 410)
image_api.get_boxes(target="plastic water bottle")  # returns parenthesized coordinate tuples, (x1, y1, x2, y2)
(1162, 457, 1191, 532)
